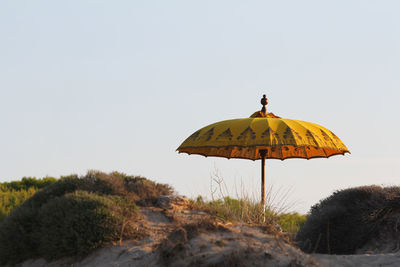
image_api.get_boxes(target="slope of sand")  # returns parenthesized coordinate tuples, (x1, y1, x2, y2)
(16, 197, 400, 267)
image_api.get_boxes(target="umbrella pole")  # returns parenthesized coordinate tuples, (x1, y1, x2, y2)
(260, 150, 267, 206)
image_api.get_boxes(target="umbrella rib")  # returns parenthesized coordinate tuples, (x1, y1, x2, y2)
(322, 147, 328, 158)
(303, 146, 309, 159)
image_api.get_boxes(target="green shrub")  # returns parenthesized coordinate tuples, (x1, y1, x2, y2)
(277, 212, 307, 239)
(0, 171, 169, 265)
(123, 175, 174, 205)
(0, 187, 37, 221)
(37, 191, 136, 260)
(0, 177, 58, 222)
(0, 176, 84, 264)
(0, 176, 57, 191)
(79, 170, 174, 204)
(295, 185, 400, 254)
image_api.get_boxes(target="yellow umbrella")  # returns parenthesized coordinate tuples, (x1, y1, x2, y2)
(177, 95, 350, 204)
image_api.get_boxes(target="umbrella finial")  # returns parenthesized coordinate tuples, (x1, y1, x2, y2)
(261, 94, 268, 113)
(250, 94, 279, 118)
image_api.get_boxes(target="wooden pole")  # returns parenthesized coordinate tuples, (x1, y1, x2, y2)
(260, 150, 267, 206)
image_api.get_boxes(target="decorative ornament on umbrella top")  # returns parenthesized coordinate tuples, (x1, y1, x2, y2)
(261, 94, 268, 114)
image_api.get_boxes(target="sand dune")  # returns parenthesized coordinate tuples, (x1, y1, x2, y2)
(17, 197, 400, 267)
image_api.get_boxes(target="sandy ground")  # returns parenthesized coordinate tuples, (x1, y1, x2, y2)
(313, 253, 400, 267)
(16, 199, 400, 267)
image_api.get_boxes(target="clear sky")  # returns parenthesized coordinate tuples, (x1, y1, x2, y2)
(1, 1, 399, 213)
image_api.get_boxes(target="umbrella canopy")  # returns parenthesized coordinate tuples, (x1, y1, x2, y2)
(177, 116, 349, 160)
(177, 95, 350, 204)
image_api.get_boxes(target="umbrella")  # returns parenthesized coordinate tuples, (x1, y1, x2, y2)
(177, 95, 350, 205)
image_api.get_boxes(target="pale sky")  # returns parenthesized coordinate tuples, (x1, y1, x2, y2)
(1, 1, 399, 213)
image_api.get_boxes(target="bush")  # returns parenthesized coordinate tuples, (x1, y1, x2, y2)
(80, 170, 174, 204)
(0, 176, 57, 191)
(0, 171, 170, 265)
(0, 187, 37, 221)
(37, 191, 136, 260)
(0, 176, 85, 264)
(123, 175, 174, 205)
(295, 185, 400, 254)
(0, 177, 58, 222)
(277, 212, 307, 239)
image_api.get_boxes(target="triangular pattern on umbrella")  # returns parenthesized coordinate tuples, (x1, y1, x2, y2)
(178, 117, 349, 160)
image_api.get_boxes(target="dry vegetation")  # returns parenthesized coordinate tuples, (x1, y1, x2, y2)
(187, 173, 306, 240)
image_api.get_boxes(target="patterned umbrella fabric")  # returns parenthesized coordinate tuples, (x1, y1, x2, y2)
(177, 95, 350, 204)
(177, 116, 349, 160)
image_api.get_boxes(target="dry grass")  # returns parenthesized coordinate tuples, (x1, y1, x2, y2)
(187, 171, 304, 239)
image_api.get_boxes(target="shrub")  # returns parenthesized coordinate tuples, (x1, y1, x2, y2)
(0, 171, 169, 265)
(277, 212, 307, 239)
(0, 177, 57, 222)
(37, 191, 136, 260)
(0, 176, 57, 191)
(123, 175, 174, 205)
(0, 176, 84, 264)
(79, 170, 174, 204)
(295, 185, 400, 254)
(0, 187, 37, 221)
